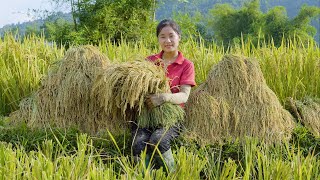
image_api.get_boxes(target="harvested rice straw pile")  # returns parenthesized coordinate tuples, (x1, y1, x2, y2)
(10, 45, 118, 134)
(286, 97, 320, 137)
(185, 54, 295, 144)
(91, 60, 184, 128)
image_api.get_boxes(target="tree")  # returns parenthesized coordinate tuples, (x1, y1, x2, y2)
(208, 0, 263, 45)
(43, 17, 76, 47)
(206, 0, 320, 46)
(25, 24, 43, 37)
(262, 5, 320, 46)
(46, 0, 156, 44)
(263, 6, 290, 46)
(289, 5, 320, 42)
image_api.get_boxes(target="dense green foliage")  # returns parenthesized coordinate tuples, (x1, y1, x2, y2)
(207, 1, 263, 45)
(157, 0, 320, 44)
(42, 0, 156, 46)
(1, 0, 318, 46)
(205, 0, 320, 46)
(47, 0, 320, 46)
(41, 0, 319, 46)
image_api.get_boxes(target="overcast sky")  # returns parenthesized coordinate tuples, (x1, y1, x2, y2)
(0, 0, 63, 28)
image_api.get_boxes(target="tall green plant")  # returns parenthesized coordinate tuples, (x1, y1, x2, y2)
(255, 38, 320, 101)
(0, 33, 64, 115)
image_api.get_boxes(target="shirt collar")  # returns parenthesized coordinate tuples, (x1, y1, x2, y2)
(157, 51, 185, 65)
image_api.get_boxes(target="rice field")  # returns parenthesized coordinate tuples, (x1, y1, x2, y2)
(0, 32, 319, 179)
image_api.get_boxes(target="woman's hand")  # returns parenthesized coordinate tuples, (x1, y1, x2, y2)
(145, 85, 192, 108)
(145, 93, 170, 108)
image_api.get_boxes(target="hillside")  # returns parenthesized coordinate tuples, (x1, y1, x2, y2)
(0, 12, 72, 37)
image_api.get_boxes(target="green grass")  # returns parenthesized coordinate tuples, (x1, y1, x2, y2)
(0, 124, 318, 179)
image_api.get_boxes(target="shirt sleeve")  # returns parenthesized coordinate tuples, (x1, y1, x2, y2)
(180, 61, 196, 87)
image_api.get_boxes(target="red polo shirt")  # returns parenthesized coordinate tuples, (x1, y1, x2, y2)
(146, 51, 196, 93)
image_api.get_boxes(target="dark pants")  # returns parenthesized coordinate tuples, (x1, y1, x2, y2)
(131, 122, 181, 155)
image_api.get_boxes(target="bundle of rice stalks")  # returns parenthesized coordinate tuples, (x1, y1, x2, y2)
(10, 45, 119, 134)
(286, 97, 320, 137)
(92, 60, 184, 128)
(185, 54, 295, 144)
(137, 103, 185, 128)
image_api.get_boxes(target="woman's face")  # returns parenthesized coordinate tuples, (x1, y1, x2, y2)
(158, 25, 180, 54)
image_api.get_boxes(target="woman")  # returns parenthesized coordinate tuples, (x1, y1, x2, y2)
(131, 19, 196, 172)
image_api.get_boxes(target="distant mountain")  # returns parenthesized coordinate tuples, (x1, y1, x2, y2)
(0, 20, 44, 37)
(0, 12, 72, 37)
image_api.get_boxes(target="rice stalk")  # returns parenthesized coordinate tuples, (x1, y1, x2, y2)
(10, 45, 119, 134)
(91, 60, 171, 127)
(137, 103, 185, 128)
(286, 97, 320, 137)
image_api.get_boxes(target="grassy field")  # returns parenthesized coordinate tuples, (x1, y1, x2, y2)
(0, 33, 319, 179)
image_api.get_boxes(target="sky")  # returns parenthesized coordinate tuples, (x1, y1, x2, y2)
(0, 0, 60, 28)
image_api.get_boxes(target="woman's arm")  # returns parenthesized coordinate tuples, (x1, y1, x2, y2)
(145, 85, 191, 108)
